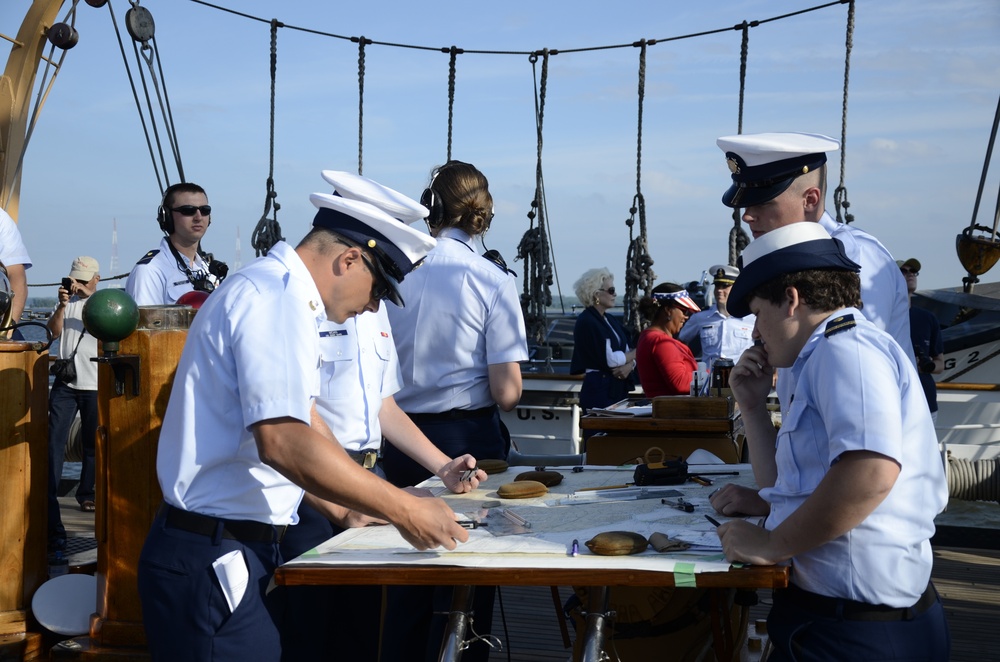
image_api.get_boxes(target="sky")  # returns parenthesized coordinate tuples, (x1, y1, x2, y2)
(5, 0, 1000, 303)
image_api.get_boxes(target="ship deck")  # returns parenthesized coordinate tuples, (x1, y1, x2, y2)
(56, 496, 1000, 661)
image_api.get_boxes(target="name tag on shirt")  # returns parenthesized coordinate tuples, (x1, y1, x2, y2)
(319, 329, 349, 338)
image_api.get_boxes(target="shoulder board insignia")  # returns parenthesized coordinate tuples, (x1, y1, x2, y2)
(824, 314, 856, 338)
(135, 250, 160, 265)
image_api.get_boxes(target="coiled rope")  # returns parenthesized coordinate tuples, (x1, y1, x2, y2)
(250, 18, 284, 257)
(947, 456, 1000, 502)
(727, 22, 752, 268)
(623, 39, 656, 339)
(516, 50, 554, 351)
(833, 0, 856, 225)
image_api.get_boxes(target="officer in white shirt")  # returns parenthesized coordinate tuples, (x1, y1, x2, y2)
(137, 180, 473, 662)
(278, 172, 486, 662)
(716, 132, 912, 361)
(678, 264, 755, 392)
(383, 160, 529, 662)
(125, 182, 227, 305)
(717, 223, 949, 661)
(0, 207, 32, 338)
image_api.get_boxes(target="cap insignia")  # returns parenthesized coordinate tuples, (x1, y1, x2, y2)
(801, 166, 810, 175)
(727, 157, 741, 174)
(824, 314, 856, 338)
(367, 239, 376, 248)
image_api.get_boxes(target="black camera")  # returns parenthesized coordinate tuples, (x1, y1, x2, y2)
(61, 277, 73, 291)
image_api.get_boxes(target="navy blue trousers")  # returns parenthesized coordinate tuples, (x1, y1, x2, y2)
(138, 509, 286, 662)
(381, 409, 508, 662)
(47, 380, 97, 550)
(278, 465, 385, 661)
(767, 587, 951, 661)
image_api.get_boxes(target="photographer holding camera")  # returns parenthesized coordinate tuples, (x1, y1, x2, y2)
(46, 256, 101, 561)
(899, 258, 944, 421)
(125, 182, 228, 305)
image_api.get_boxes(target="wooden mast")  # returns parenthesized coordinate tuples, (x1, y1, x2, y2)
(0, 0, 65, 220)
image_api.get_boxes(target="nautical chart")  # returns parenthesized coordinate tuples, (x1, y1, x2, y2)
(287, 463, 762, 575)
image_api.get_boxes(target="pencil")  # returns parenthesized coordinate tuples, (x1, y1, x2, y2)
(704, 514, 722, 528)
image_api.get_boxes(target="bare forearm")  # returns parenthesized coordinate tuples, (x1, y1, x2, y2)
(8, 265, 27, 324)
(380, 396, 451, 476)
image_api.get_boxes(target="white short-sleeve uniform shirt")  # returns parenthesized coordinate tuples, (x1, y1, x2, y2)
(0, 208, 32, 269)
(765, 308, 946, 607)
(156, 242, 326, 525)
(315, 307, 402, 452)
(819, 212, 913, 363)
(125, 236, 213, 305)
(387, 228, 529, 413)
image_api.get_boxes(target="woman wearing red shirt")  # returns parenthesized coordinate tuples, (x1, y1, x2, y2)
(636, 283, 701, 397)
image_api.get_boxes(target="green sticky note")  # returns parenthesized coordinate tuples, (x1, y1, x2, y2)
(673, 562, 697, 587)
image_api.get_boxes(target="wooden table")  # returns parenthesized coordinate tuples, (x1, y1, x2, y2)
(274, 464, 787, 661)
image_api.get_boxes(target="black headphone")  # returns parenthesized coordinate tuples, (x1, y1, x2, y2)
(157, 184, 181, 234)
(420, 171, 445, 231)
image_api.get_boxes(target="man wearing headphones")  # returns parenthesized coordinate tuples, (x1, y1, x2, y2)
(125, 182, 227, 305)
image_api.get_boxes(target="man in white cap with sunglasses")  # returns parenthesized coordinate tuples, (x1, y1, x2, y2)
(277, 171, 487, 661)
(137, 173, 473, 662)
(717, 222, 949, 661)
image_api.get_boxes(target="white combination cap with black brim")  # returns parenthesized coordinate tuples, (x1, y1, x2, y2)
(716, 132, 840, 208)
(320, 170, 429, 225)
(310, 193, 436, 307)
(727, 223, 861, 319)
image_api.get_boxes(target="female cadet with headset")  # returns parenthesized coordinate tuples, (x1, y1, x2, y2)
(383, 160, 529, 662)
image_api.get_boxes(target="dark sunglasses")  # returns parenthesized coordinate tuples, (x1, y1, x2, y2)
(599, 287, 616, 296)
(359, 252, 391, 302)
(900, 268, 919, 276)
(171, 205, 212, 217)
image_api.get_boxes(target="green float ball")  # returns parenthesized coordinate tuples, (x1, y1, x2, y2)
(82, 289, 140, 354)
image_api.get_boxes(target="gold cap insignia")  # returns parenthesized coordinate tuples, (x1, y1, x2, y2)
(367, 239, 376, 248)
(727, 157, 740, 174)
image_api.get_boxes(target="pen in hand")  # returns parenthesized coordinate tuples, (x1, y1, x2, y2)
(704, 514, 722, 528)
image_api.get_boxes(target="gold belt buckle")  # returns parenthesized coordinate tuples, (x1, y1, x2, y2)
(362, 451, 377, 469)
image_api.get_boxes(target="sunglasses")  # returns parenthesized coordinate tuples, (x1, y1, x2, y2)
(359, 252, 391, 302)
(900, 268, 919, 276)
(171, 205, 212, 217)
(599, 287, 616, 296)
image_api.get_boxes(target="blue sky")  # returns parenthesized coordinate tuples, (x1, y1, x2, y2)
(6, 0, 1000, 300)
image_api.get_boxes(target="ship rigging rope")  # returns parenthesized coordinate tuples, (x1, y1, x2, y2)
(446, 46, 460, 162)
(516, 50, 554, 349)
(187, 0, 849, 58)
(250, 19, 285, 257)
(967, 92, 1000, 239)
(356, 36, 370, 175)
(727, 22, 752, 268)
(833, 0, 856, 225)
(623, 40, 656, 340)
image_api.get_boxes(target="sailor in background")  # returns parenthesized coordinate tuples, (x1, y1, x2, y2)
(125, 182, 228, 305)
(137, 178, 468, 662)
(678, 263, 755, 392)
(719, 223, 949, 661)
(899, 257, 945, 421)
(277, 171, 485, 662)
(383, 160, 528, 662)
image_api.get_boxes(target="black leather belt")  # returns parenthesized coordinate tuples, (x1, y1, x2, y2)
(347, 449, 379, 469)
(161, 504, 286, 544)
(407, 405, 496, 423)
(775, 582, 937, 622)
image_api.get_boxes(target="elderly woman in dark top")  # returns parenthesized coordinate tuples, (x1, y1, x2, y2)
(570, 267, 636, 413)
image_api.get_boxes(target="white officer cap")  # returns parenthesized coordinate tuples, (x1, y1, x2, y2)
(321, 170, 428, 225)
(728, 223, 860, 318)
(716, 132, 840, 208)
(310, 192, 436, 307)
(709, 264, 740, 286)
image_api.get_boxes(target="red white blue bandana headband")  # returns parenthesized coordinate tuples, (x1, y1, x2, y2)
(652, 290, 701, 313)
